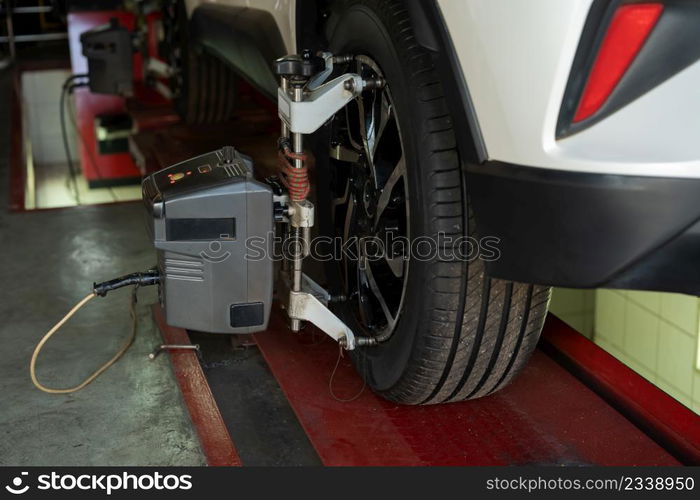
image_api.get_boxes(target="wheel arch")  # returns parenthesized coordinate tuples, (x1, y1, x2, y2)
(298, 0, 487, 166)
(187, 3, 287, 100)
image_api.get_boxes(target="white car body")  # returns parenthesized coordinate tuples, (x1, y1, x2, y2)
(185, 0, 700, 178)
(180, 0, 700, 295)
(441, 0, 700, 179)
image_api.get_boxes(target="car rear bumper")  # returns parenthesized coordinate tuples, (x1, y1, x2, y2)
(467, 162, 700, 295)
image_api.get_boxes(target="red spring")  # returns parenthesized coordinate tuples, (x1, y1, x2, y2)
(278, 146, 310, 201)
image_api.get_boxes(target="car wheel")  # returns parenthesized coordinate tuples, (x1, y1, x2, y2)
(313, 0, 551, 404)
(162, 0, 237, 124)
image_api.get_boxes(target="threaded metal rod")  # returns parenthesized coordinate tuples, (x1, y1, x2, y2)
(290, 84, 305, 332)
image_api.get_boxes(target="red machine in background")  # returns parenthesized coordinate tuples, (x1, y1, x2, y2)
(67, 8, 174, 187)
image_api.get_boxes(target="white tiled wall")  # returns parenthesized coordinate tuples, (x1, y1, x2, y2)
(594, 289, 700, 414)
(21, 69, 77, 164)
(551, 287, 700, 414)
(20, 69, 142, 209)
(549, 288, 596, 339)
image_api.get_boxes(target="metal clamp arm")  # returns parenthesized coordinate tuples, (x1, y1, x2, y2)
(278, 73, 365, 134)
(288, 291, 357, 350)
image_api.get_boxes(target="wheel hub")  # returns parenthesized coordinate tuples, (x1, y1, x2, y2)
(361, 178, 376, 220)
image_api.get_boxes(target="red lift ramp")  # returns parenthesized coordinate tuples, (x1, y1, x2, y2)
(254, 310, 694, 466)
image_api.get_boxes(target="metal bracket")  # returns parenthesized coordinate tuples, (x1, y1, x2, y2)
(307, 51, 334, 91)
(145, 57, 174, 78)
(278, 73, 365, 134)
(288, 290, 357, 350)
(289, 199, 315, 228)
(274, 52, 379, 351)
(301, 272, 331, 304)
(281, 273, 376, 351)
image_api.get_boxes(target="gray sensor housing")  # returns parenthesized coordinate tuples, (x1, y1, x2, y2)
(142, 147, 274, 334)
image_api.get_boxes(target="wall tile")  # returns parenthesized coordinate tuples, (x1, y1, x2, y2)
(660, 293, 698, 337)
(626, 290, 661, 314)
(594, 338, 625, 364)
(551, 289, 596, 338)
(607, 343, 657, 383)
(594, 289, 626, 349)
(657, 323, 696, 399)
(623, 300, 658, 371)
(21, 69, 77, 168)
(550, 288, 587, 316)
(593, 290, 699, 415)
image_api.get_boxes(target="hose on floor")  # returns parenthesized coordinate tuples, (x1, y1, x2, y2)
(30, 270, 159, 394)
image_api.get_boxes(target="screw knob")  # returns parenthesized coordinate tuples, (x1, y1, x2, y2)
(274, 52, 325, 80)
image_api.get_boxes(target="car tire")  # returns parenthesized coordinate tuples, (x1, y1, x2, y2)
(314, 0, 551, 404)
(163, 0, 237, 124)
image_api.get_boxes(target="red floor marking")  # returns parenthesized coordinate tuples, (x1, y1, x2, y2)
(152, 306, 241, 466)
(254, 310, 681, 466)
(541, 315, 700, 465)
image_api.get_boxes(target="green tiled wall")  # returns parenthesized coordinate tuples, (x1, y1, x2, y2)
(550, 288, 700, 415)
(549, 288, 596, 339)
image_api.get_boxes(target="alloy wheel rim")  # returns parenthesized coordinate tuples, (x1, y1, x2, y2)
(329, 55, 410, 342)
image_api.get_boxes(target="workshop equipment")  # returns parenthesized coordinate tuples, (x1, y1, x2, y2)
(142, 147, 274, 334)
(140, 51, 386, 351)
(68, 9, 160, 187)
(80, 17, 133, 96)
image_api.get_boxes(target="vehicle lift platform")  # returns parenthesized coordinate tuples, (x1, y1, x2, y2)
(131, 95, 700, 468)
(153, 305, 699, 466)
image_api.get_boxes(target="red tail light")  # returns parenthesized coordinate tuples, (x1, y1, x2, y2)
(573, 3, 663, 123)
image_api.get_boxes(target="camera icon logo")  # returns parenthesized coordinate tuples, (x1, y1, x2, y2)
(199, 238, 232, 263)
(5, 472, 29, 495)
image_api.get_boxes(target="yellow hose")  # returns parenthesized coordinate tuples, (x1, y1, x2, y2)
(30, 289, 138, 394)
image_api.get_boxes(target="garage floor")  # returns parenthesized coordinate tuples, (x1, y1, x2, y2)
(0, 68, 204, 464)
(0, 66, 323, 466)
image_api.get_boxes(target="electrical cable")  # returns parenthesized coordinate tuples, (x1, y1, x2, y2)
(60, 74, 120, 205)
(65, 82, 120, 203)
(30, 270, 159, 395)
(60, 75, 88, 204)
(328, 344, 366, 403)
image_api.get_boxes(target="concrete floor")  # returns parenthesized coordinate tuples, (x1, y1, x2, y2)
(0, 70, 205, 466)
(0, 62, 321, 466)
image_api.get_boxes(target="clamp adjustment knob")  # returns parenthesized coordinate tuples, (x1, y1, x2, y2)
(274, 50, 325, 80)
